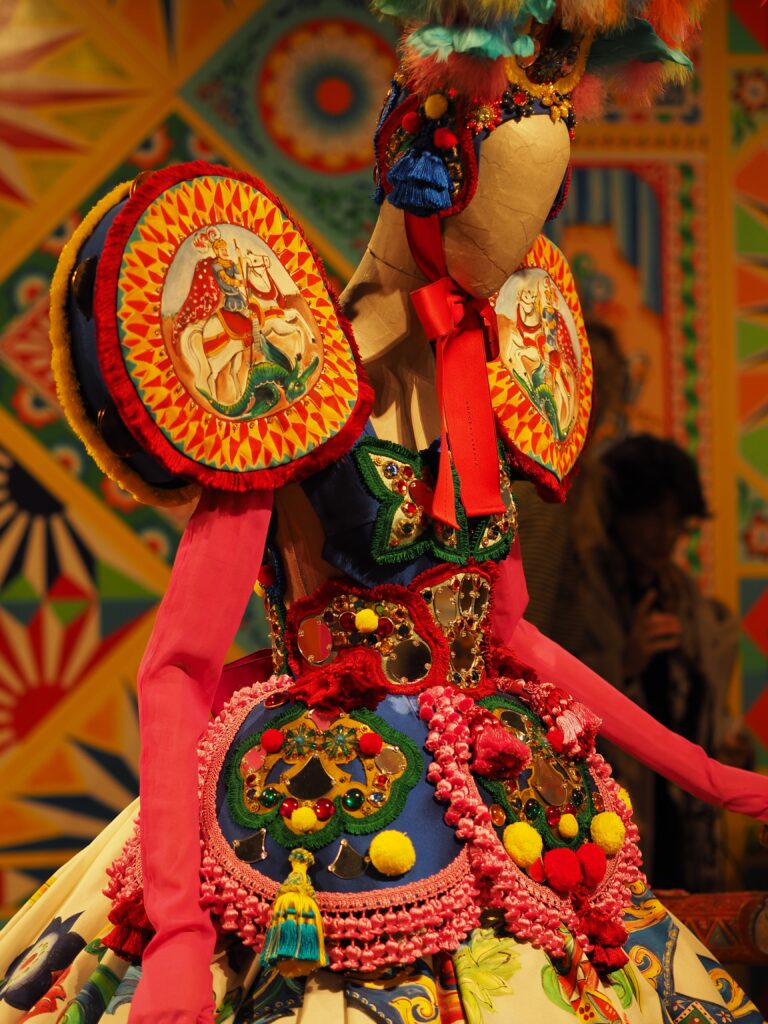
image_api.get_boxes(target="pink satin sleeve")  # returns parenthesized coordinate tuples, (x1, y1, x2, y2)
(492, 548, 768, 822)
(131, 487, 273, 1024)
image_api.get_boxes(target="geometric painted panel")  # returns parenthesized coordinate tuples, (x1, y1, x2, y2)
(0, 447, 155, 755)
(182, 0, 397, 271)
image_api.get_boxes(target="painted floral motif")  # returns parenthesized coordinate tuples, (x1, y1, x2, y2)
(731, 70, 768, 145)
(453, 929, 521, 1024)
(0, 914, 85, 1011)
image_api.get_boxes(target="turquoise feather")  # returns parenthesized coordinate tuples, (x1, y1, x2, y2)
(586, 17, 693, 72)
(408, 24, 534, 61)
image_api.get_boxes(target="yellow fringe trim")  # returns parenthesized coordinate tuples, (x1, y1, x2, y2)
(49, 180, 200, 509)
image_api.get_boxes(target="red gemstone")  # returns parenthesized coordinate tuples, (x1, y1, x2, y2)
(314, 799, 335, 821)
(401, 466, 414, 479)
(339, 612, 356, 630)
(545, 807, 561, 826)
(563, 803, 575, 815)
(265, 692, 288, 708)
(402, 501, 418, 517)
(375, 774, 389, 787)
(279, 798, 299, 818)
(395, 480, 408, 494)
(376, 618, 394, 638)
(513, 91, 528, 104)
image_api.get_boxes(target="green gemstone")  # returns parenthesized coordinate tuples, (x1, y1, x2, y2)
(342, 788, 365, 811)
(260, 787, 280, 808)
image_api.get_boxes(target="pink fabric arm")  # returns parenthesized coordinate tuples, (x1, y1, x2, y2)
(492, 550, 768, 822)
(131, 487, 273, 1024)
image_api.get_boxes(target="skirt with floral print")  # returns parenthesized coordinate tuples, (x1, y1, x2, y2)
(0, 800, 763, 1024)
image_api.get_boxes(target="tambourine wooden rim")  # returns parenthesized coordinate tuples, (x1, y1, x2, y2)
(50, 180, 201, 507)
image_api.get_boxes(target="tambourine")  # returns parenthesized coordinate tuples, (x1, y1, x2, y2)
(50, 162, 371, 505)
(489, 235, 593, 499)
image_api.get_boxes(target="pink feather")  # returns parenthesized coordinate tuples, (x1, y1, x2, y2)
(571, 73, 608, 120)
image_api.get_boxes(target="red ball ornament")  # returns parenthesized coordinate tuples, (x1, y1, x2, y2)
(279, 797, 299, 818)
(402, 111, 423, 134)
(577, 843, 607, 888)
(314, 798, 335, 821)
(528, 858, 546, 883)
(359, 731, 384, 757)
(546, 727, 565, 752)
(433, 127, 458, 149)
(261, 728, 284, 754)
(543, 847, 582, 894)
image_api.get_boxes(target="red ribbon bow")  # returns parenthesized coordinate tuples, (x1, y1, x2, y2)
(405, 214, 505, 528)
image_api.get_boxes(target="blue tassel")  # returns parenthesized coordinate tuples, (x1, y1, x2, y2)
(387, 148, 453, 214)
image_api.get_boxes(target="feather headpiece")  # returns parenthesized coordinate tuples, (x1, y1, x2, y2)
(372, 0, 704, 217)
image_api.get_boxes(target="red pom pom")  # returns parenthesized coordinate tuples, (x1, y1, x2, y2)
(577, 843, 607, 888)
(546, 727, 565, 752)
(543, 847, 582, 894)
(582, 912, 627, 947)
(433, 127, 458, 149)
(359, 731, 383, 756)
(471, 725, 530, 779)
(261, 728, 284, 753)
(402, 111, 423, 134)
(528, 858, 546, 883)
(290, 649, 390, 712)
(589, 944, 628, 972)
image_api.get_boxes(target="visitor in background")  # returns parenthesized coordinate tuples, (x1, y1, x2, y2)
(524, 432, 750, 891)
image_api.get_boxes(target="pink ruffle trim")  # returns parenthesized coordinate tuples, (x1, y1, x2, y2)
(419, 680, 643, 965)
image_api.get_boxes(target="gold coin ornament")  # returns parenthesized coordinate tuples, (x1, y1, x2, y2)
(50, 162, 372, 504)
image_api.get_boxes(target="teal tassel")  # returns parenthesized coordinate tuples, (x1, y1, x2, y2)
(260, 849, 327, 978)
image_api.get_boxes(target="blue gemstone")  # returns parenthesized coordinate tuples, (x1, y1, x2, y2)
(384, 462, 399, 477)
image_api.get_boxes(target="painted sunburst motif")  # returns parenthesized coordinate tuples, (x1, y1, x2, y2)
(0, 4, 137, 205)
(0, 449, 155, 754)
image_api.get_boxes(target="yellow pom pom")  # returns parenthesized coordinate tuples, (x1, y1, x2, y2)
(354, 608, 379, 634)
(368, 830, 416, 876)
(291, 807, 318, 833)
(590, 811, 626, 855)
(502, 821, 543, 868)
(618, 787, 633, 811)
(424, 93, 448, 119)
(558, 813, 579, 839)
(254, 580, 266, 597)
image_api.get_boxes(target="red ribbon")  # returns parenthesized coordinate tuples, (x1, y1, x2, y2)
(405, 213, 505, 528)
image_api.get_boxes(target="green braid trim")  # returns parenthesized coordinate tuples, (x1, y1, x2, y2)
(224, 704, 424, 851)
(475, 694, 597, 850)
(353, 436, 469, 566)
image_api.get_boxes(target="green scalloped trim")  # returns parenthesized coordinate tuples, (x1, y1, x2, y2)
(224, 704, 424, 851)
(475, 695, 597, 850)
(353, 436, 469, 566)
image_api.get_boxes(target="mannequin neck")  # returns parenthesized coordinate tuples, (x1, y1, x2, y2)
(341, 205, 440, 448)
